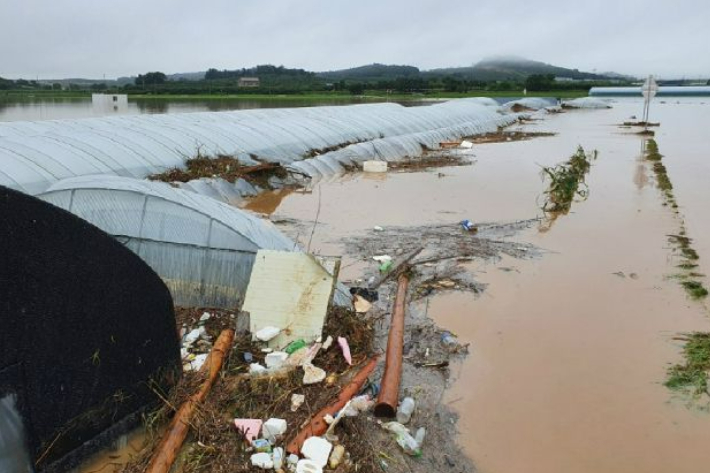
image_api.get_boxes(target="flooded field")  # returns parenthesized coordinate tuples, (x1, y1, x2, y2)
(0, 96, 431, 122)
(251, 98, 710, 473)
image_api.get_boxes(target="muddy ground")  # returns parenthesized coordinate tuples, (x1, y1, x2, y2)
(266, 217, 543, 473)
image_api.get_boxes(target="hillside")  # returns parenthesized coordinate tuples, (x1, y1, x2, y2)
(317, 63, 420, 82)
(424, 56, 614, 81)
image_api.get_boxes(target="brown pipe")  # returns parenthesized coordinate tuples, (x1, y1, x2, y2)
(286, 356, 378, 455)
(146, 328, 235, 473)
(374, 273, 408, 418)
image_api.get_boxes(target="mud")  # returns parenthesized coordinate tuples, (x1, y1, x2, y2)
(466, 130, 556, 144)
(258, 98, 710, 473)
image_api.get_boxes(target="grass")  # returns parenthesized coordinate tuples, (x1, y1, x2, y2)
(540, 146, 597, 214)
(666, 333, 710, 395)
(680, 281, 709, 299)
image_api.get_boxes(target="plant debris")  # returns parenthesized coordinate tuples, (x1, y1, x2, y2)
(666, 333, 710, 396)
(466, 130, 556, 144)
(149, 153, 287, 189)
(644, 140, 707, 302)
(540, 146, 597, 214)
(120, 305, 378, 473)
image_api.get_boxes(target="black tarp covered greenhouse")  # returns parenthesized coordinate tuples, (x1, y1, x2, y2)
(0, 186, 181, 472)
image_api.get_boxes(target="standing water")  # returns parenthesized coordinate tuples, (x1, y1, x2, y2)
(253, 98, 710, 473)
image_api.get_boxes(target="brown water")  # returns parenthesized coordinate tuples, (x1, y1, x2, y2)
(258, 98, 710, 473)
(75, 429, 148, 473)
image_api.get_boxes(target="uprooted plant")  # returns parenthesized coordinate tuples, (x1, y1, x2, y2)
(540, 146, 597, 214)
(666, 332, 710, 397)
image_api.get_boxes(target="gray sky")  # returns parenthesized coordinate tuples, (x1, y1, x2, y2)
(1, 0, 708, 79)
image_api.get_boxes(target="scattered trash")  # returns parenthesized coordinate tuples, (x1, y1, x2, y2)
(322, 335, 334, 350)
(302, 437, 333, 467)
(338, 337, 352, 365)
(342, 394, 373, 416)
(244, 251, 339, 347)
(349, 287, 379, 302)
(184, 353, 208, 372)
(353, 295, 372, 313)
(296, 459, 323, 473)
(288, 357, 378, 455)
(255, 326, 281, 342)
(263, 418, 288, 442)
(252, 438, 272, 453)
(183, 326, 206, 346)
(260, 347, 273, 353)
(198, 312, 211, 324)
(251, 452, 274, 469)
(379, 260, 393, 273)
(441, 331, 457, 346)
(396, 397, 415, 424)
(291, 393, 305, 412)
(460, 140, 474, 149)
(285, 339, 307, 354)
(303, 363, 327, 385)
(329, 445, 346, 469)
(273, 447, 284, 470)
(250, 363, 268, 375)
(460, 219, 477, 232)
(372, 255, 392, 263)
(382, 422, 424, 457)
(363, 160, 388, 173)
(265, 351, 289, 369)
(373, 225, 384, 232)
(234, 419, 263, 442)
(243, 352, 254, 363)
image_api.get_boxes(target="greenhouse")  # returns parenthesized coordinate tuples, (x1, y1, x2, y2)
(0, 98, 516, 195)
(589, 86, 710, 97)
(38, 175, 348, 309)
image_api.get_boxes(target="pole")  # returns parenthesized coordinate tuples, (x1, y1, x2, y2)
(374, 274, 409, 417)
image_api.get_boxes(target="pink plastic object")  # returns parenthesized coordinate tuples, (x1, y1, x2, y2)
(234, 419, 263, 442)
(337, 337, 352, 365)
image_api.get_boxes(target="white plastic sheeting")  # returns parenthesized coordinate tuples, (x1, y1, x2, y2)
(589, 86, 710, 97)
(562, 97, 612, 109)
(500, 97, 559, 112)
(37, 175, 355, 309)
(0, 98, 512, 195)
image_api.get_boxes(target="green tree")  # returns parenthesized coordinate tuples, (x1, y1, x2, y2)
(347, 82, 365, 95)
(135, 72, 167, 86)
(525, 74, 555, 91)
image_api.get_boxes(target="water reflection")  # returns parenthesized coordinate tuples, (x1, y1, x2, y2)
(0, 96, 432, 122)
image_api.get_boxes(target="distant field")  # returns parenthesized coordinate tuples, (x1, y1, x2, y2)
(2, 89, 590, 101)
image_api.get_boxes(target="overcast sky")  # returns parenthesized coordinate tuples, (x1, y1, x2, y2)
(1, 0, 708, 80)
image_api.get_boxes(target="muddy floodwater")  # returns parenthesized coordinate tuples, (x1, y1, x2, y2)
(252, 98, 710, 473)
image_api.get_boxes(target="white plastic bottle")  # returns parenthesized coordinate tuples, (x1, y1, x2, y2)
(396, 397, 415, 424)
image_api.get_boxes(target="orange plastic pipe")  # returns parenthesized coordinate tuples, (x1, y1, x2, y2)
(146, 328, 235, 473)
(286, 356, 378, 455)
(374, 273, 408, 417)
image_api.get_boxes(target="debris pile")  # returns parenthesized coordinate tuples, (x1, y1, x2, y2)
(149, 154, 288, 189)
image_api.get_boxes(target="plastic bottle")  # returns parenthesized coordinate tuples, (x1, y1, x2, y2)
(285, 339, 307, 354)
(379, 260, 393, 273)
(396, 397, 415, 424)
(414, 427, 426, 447)
(441, 331, 457, 346)
(383, 422, 422, 457)
(329, 444, 345, 469)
